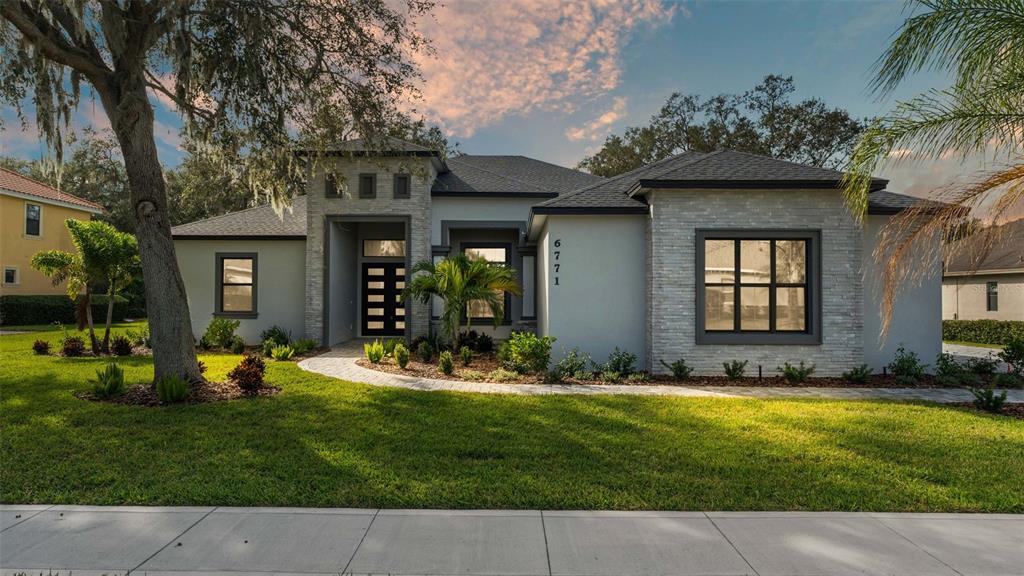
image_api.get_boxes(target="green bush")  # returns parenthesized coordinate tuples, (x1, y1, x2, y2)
(228, 354, 266, 392)
(126, 326, 150, 348)
(0, 295, 127, 326)
(997, 337, 1024, 374)
(993, 372, 1023, 389)
(230, 336, 246, 354)
(841, 364, 873, 384)
(486, 368, 519, 382)
(943, 319, 1024, 345)
(970, 386, 1007, 413)
(260, 325, 290, 347)
(935, 353, 975, 387)
(61, 336, 86, 357)
(603, 347, 637, 376)
(598, 370, 621, 383)
(966, 356, 999, 377)
(556, 348, 591, 379)
(458, 346, 472, 366)
(382, 338, 403, 357)
(364, 340, 385, 363)
(92, 362, 125, 398)
(111, 335, 133, 356)
(660, 358, 693, 380)
(723, 360, 748, 379)
(204, 318, 240, 349)
(155, 374, 189, 404)
(292, 338, 318, 355)
(270, 345, 295, 360)
(626, 372, 650, 383)
(778, 361, 815, 384)
(438, 350, 454, 375)
(461, 369, 486, 380)
(499, 332, 556, 374)
(475, 333, 494, 353)
(417, 341, 433, 363)
(31, 339, 50, 355)
(394, 343, 410, 369)
(889, 344, 927, 386)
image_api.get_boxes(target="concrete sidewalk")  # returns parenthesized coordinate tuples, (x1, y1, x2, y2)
(2, 505, 1021, 575)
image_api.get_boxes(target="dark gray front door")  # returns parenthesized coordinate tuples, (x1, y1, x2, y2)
(362, 263, 405, 336)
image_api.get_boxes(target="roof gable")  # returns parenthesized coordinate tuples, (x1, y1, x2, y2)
(171, 196, 307, 238)
(0, 167, 104, 212)
(433, 155, 602, 196)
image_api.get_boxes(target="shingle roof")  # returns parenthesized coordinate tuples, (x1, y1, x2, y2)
(171, 196, 307, 238)
(298, 136, 438, 156)
(433, 155, 603, 195)
(945, 219, 1024, 274)
(0, 167, 104, 212)
(866, 190, 939, 214)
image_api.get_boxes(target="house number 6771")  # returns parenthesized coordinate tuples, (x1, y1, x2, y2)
(553, 238, 562, 286)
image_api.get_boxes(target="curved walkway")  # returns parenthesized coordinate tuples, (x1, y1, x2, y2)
(298, 343, 1024, 402)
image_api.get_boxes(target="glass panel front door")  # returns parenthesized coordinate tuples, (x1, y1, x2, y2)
(362, 263, 405, 336)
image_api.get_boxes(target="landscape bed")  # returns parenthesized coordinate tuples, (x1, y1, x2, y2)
(2, 324, 1023, 512)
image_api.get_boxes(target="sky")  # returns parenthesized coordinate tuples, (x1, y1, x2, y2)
(0, 0, 991, 201)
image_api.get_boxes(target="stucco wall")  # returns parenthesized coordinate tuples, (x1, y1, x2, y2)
(429, 197, 536, 245)
(647, 188, 863, 377)
(943, 274, 1024, 321)
(539, 215, 647, 370)
(174, 239, 307, 344)
(863, 215, 942, 372)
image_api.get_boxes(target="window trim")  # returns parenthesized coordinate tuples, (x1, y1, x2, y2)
(362, 239, 407, 258)
(695, 229, 821, 345)
(214, 252, 258, 318)
(986, 281, 999, 312)
(393, 173, 411, 199)
(24, 202, 42, 237)
(3, 266, 18, 286)
(461, 241, 513, 324)
(324, 173, 341, 197)
(358, 173, 377, 199)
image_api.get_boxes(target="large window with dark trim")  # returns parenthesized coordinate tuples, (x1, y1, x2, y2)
(393, 174, 410, 199)
(216, 254, 257, 315)
(462, 243, 511, 321)
(358, 173, 376, 198)
(25, 203, 41, 236)
(697, 230, 820, 344)
(986, 281, 998, 312)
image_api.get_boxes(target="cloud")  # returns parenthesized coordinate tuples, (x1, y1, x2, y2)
(413, 0, 674, 137)
(565, 96, 628, 141)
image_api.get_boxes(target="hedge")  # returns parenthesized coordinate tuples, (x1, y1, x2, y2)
(0, 295, 130, 327)
(942, 320, 1024, 346)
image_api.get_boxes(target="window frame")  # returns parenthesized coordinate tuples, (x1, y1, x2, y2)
(24, 202, 41, 237)
(3, 266, 18, 286)
(393, 173, 411, 199)
(358, 173, 377, 199)
(324, 173, 340, 197)
(362, 239, 407, 258)
(215, 252, 258, 318)
(461, 241, 513, 324)
(986, 281, 998, 312)
(695, 229, 821, 345)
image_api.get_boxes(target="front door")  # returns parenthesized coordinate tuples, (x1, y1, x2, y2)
(362, 262, 405, 336)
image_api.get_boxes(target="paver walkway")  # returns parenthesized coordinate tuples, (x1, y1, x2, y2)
(943, 341, 1007, 370)
(2, 505, 1020, 576)
(299, 343, 1024, 402)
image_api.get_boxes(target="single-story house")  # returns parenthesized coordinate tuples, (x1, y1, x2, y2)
(171, 139, 941, 375)
(943, 219, 1024, 321)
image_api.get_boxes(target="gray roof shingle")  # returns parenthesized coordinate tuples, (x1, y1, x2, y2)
(171, 196, 307, 238)
(945, 219, 1024, 274)
(433, 155, 603, 195)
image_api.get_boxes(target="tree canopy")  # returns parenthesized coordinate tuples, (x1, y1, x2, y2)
(577, 75, 866, 177)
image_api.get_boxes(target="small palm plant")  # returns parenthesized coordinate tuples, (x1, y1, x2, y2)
(403, 254, 522, 344)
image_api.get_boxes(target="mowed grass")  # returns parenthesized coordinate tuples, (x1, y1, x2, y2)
(2, 324, 1023, 512)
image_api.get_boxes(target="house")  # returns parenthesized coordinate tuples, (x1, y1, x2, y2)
(943, 219, 1024, 321)
(171, 139, 941, 375)
(0, 168, 104, 296)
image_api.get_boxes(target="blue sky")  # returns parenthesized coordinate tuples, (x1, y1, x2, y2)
(1, 1, 965, 197)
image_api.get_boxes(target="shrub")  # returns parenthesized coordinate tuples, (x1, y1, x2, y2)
(943, 319, 1024, 346)
(394, 343, 410, 369)
(626, 372, 650, 383)
(364, 340, 385, 363)
(888, 344, 927, 386)
(572, 370, 594, 380)
(842, 364, 873, 384)
(499, 332, 556, 374)
(197, 360, 207, 374)
(111, 335, 133, 356)
(970, 385, 1007, 413)
(32, 339, 50, 355)
(723, 360, 748, 379)
(417, 340, 433, 363)
(197, 335, 212, 350)
(92, 362, 126, 398)
(204, 317, 240, 349)
(993, 372, 1023, 389)
(292, 338, 318, 355)
(438, 350, 454, 375)
(459, 346, 473, 366)
(997, 337, 1024, 374)
(555, 347, 591, 379)
(475, 333, 494, 353)
(155, 374, 189, 404)
(61, 336, 86, 357)
(462, 369, 486, 380)
(456, 330, 478, 351)
(935, 352, 967, 387)
(660, 358, 693, 380)
(966, 356, 999, 377)
(125, 326, 150, 347)
(598, 370, 621, 383)
(603, 347, 637, 376)
(230, 336, 246, 354)
(260, 325, 291, 347)
(228, 354, 266, 392)
(0, 294, 127, 326)
(486, 368, 519, 382)
(542, 370, 562, 384)
(270, 345, 295, 360)
(381, 337, 403, 357)
(777, 361, 815, 384)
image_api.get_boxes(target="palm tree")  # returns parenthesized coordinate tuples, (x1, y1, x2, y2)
(403, 254, 523, 344)
(843, 0, 1024, 333)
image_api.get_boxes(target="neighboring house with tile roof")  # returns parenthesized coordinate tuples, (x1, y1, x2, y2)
(171, 140, 940, 374)
(943, 219, 1024, 321)
(0, 168, 104, 298)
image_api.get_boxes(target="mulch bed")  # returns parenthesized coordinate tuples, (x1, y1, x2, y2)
(76, 380, 279, 407)
(948, 402, 1024, 420)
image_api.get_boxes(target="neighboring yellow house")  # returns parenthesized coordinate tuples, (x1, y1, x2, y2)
(0, 167, 104, 296)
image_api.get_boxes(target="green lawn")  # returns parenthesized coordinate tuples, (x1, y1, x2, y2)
(2, 323, 1023, 512)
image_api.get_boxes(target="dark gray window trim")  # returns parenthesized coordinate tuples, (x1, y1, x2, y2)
(986, 281, 999, 312)
(215, 252, 258, 318)
(25, 202, 41, 236)
(520, 252, 537, 321)
(694, 229, 822, 346)
(393, 173, 411, 199)
(440, 220, 527, 246)
(461, 241, 513, 325)
(358, 173, 377, 199)
(362, 238, 407, 258)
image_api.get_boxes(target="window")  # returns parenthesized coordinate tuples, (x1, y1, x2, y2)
(325, 174, 339, 196)
(697, 230, 820, 344)
(3, 267, 17, 285)
(358, 173, 376, 198)
(393, 174, 410, 199)
(463, 243, 511, 320)
(216, 254, 257, 315)
(987, 281, 998, 312)
(363, 239, 406, 257)
(25, 203, 41, 236)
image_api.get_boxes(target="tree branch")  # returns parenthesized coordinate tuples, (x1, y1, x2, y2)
(0, 2, 111, 79)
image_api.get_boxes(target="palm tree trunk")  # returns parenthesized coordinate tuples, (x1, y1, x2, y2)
(84, 290, 98, 354)
(103, 285, 115, 352)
